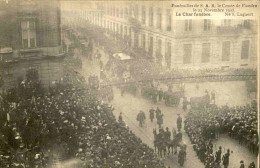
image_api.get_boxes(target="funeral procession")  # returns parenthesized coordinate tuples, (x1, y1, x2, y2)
(0, 0, 258, 168)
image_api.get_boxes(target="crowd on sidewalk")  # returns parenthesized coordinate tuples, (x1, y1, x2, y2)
(0, 68, 166, 168)
(184, 102, 258, 168)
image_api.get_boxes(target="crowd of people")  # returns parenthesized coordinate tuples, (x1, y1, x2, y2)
(0, 67, 167, 168)
(184, 102, 258, 168)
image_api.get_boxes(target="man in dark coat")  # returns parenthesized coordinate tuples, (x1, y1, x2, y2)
(156, 107, 161, 120)
(137, 111, 146, 127)
(178, 147, 186, 166)
(177, 114, 182, 131)
(222, 149, 230, 168)
(215, 146, 222, 165)
(164, 127, 171, 154)
(149, 107, 155, 122)
(158, 88, 163, 102)
(157, 113, 164, 128)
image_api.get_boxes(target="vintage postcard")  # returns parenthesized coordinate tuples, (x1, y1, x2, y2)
(0, 0, 259, 168)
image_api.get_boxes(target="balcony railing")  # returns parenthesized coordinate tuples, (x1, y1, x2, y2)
(217, 24, 254, 34)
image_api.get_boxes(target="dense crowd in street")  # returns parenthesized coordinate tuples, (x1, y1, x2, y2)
(0, 67, 166, 168)
(184, 103, 258, 168)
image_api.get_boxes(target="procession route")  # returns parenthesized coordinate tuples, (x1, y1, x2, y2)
(110, 88, 257, 168)
(111, 88, 203, 168)
(77, 46, 256, 168)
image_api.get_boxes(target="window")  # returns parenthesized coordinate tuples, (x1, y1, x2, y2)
(134, 32, 138, 48)
(124, 26, 127, 37)
(21, 20, 36, 48)
(134, 5, 139, 19)
(113, 6, 115, 16)
(149, 7, 154, 27)
(166, 9, 172, 31)
(204, 19, 211, 31)
(113, 23, 115, 31)
(120, 8, 123, 18)
(201, 43, 210, 63)
(165, 41, 171, 68)
(149, 36, 153, 55)
(125, 7, 129, 19)
(116, 8, 119, 17)
(183, 44, 192, 64)
(142, 6, 146, 24)
(120, 25, 123, 35)
(241, 40, 249, 59)
(142, 34, 146, 49)
(117, 24, 119, 33)
(224, 19, 231, 26)
(244, 20, 250, 29)
(185, 20, 192, 31)
(222, 41, 231, 61)
(156, 38, 162, 55)
(129, 5, 133, 17)
(157, 8, 162, 29)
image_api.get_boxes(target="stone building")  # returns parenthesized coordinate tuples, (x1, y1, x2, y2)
(63, 1, 257, 70)
(0, 0, 64, 90)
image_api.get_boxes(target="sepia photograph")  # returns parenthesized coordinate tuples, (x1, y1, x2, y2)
(0, 0, 258, 168)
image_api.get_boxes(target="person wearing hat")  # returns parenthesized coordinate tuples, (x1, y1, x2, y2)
(155, 107, 161, 120)
(164, 127, 171, 154)
(240, 160, 245, 168)
(136, 111, 146, 127)
(222, 149, 230, 168)
(215, 146, 222, 165)
(177, 114, 182, 132)
(149, 107, 155, 122)
(157, 113, 164, 129)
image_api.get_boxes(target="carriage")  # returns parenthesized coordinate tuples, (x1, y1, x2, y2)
(121, 81, 138, 96)
(190, 94, 210, 108)
(164, 90, 184, 107)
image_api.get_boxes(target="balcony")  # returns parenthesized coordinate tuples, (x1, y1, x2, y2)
(217, 24, 255, 35)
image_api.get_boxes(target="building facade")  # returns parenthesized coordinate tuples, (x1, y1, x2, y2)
(0, 0, 64, 90)
(62, 1, 257, 70)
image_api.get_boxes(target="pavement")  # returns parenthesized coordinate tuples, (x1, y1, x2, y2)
(110, 88, 257, 168)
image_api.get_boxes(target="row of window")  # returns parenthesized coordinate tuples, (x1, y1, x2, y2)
(183, 40, 250, 64)
(101, 5, 214, 32)
(103, 5, 172, 31)
(95, 16, 250, 64)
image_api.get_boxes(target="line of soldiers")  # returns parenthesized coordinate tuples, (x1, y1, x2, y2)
(152, 115, 186, 167)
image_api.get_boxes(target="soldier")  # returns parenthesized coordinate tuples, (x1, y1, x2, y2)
(155, 107, 161, 120)
(164, 127, 171, 154)
(178, 146, 186, 166)
(158, 88, 164, 102)
(215, 146, 222, 165)
(176, 130, 183, 144)
(222, 149, 230, 168)
(177, 114, 182, 131)
(157, 113, 164, 128)
(149, 107, 155, 122)
(136, 111, 146, 127)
